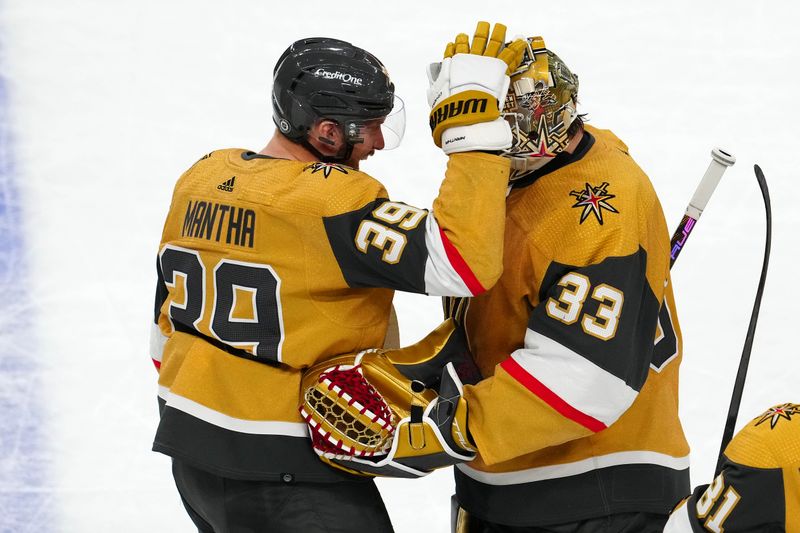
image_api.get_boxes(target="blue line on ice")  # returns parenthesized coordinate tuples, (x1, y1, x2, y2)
(0, 40, 52, 530)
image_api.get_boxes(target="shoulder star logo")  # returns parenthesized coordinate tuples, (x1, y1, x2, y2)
(754, 403, 800, 429)
(569, 182, 619, 225)
(304, 162, 349, 178)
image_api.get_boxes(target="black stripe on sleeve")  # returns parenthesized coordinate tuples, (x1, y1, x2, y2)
(529, 247, 660, 391)
(323, 199, 430, 293)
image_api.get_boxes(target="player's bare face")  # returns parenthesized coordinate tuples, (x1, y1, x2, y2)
(346, 119, 385, 169)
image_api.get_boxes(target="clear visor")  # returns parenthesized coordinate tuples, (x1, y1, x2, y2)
(380, 95, 405, 150)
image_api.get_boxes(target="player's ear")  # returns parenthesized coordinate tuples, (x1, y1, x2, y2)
(310, 119, 344, 149)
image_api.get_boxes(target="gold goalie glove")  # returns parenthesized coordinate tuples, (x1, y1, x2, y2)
(299, 319, 479, 478)
(427, 21, 527, 153)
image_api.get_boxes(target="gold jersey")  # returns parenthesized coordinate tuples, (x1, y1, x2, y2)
(665, 403, 800, 533)
(448, 126, 690, 524)
(150, 149, 510, 481)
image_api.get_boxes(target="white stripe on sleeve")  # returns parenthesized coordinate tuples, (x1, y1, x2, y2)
(422, 214, 472, 296)
(510, 328, 638, 427)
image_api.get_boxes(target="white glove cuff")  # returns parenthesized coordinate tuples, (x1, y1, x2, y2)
(441, 118, 513, 154)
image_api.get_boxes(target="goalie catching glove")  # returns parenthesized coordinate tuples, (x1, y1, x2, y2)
(427, 21, 526, 154)
(299, 320, 478, 478)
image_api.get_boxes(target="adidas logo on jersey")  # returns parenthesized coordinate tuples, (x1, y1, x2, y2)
(217, 176, 236, 192)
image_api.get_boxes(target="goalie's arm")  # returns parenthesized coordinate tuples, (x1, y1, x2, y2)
(463, 248, 664, 465)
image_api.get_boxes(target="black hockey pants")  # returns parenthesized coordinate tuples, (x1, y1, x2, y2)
(172, 459, 394, 533)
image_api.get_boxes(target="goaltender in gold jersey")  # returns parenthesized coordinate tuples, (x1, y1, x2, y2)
(443, 31, 690, 532)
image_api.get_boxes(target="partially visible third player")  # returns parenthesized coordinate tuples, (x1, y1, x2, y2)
(664, 403, 800, 532)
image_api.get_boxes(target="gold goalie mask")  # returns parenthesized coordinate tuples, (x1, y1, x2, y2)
(299, 319, 480, 478)
(502, 36, 580, 180)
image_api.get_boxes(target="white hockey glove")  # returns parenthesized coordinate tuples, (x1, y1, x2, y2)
(427, 22, 526, 154)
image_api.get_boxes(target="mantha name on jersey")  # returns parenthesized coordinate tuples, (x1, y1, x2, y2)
(448, 126, 690, 525)
(150, 149, 509, 481)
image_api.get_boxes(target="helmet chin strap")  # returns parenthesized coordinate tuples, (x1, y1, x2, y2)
(299, 135, 355, 165)
(508, 155, 555, 180)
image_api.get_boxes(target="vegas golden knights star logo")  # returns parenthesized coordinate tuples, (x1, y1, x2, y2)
(304, 162, 349, 178)
(754, 403, 800, 429)
(569, 182, 619, 225)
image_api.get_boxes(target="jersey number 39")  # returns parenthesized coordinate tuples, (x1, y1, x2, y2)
(157, 244, 284, 362)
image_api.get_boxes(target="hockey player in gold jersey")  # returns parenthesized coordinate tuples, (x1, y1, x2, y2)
(664, 403, 800, 532)
(151, 29, 526, 532)
(443, 31, 690, 532)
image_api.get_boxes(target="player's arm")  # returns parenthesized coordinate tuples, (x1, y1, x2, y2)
(464, 244, 664, 464)
(322, 22, 527, 297)
(323, 151, 509, 297)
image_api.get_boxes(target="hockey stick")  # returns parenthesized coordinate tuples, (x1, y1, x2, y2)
(669, 149, 736, 267)
(714, 164, 771, 475)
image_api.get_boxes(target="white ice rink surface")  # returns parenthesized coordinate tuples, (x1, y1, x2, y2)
(1, 1, 799, 531)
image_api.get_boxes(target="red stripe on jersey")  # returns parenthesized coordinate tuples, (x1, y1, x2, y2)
(152, 358, 161, 371)
(500, 358, 607, 433)
(438, 226, 485, 295)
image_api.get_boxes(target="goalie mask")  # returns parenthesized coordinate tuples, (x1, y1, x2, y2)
(502, 37, 579, 180)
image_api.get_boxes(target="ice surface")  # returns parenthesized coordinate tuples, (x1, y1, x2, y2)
(1, 1, 798, 531)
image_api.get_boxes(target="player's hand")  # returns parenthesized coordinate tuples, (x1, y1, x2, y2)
(420, 362, 476, 459)
(427, 22, 527, 154)
(442, 21, 525, 71)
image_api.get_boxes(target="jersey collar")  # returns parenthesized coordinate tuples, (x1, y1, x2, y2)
(241, 151, 278, 160)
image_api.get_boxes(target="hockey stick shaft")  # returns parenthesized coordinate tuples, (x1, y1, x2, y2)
(714, 164, 771, 475)
(670, 149, 736, 267)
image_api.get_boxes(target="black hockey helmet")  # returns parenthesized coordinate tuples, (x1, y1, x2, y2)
(272, 37, 404, 149)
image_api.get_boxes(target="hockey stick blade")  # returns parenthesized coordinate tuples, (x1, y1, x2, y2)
(714, 164, 772, 475)
(670, 149, 735, 268)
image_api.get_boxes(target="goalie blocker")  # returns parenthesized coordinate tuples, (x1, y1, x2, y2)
(300, 319, 479, 478)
